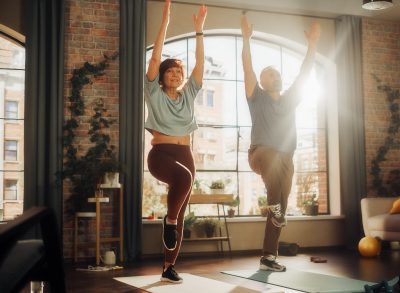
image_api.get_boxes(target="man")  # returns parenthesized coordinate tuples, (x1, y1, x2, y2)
(240, 15, 321, 272)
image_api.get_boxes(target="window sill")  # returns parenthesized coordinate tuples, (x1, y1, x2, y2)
(142, 215, 345, 224)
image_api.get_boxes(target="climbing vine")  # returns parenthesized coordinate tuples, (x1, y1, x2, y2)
(62, 52, 120, 213)
(370, 75, 400, 196)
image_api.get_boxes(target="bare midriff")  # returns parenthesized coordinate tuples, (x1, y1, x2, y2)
(151, 130, 190, 146)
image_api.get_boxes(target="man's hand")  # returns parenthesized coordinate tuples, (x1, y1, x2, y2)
(241, 15, 253, 40)
(304, 21, 321, 46)
(193, 5, 207, 33)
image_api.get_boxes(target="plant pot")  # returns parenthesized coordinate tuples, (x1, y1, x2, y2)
(183, 229, 191, 239)
(210, 188, 225, 194)
(103, 172, 119, 187)
(303, 205, 319, 216)
(205, 226, 215, 238)
(260, 207, 269, 217)
(228, 209, 235, 218)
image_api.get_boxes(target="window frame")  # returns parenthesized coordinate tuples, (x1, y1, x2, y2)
(143, 32, 338, 217)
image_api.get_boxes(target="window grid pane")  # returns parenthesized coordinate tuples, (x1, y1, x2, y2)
(143, 34, 328, 217)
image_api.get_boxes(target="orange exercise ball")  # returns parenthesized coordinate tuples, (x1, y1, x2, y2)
(358, 236, 381, 257)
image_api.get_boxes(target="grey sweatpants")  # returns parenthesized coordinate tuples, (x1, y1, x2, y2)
(248, 145, 294, 256)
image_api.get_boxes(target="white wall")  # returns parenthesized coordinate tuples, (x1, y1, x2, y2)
(142, 217, 346, 255)
(146, 1, 336, 58)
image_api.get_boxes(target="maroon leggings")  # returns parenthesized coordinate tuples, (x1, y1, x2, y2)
(147, 144, 195, 264)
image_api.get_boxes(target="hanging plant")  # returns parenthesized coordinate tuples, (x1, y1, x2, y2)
(62, 52, 121, 214)
(370, 75, 400, 196)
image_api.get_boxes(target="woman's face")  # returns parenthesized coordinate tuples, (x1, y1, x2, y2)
(162, 66, 184, 89)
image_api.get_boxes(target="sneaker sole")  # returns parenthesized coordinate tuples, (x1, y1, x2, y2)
(259, 264, 286, 272)
(160, 277, 183, 284)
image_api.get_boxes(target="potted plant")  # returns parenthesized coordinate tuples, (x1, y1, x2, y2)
(302, 194, 319, 216)
(192, 179, 204, 194)
(227, 195, 240, 217)
(258, 196, 269, 217)
(61, 56, 122, 215)
(209, 180, 225, 194)
(183, 211, 197, 238)
(196, 217, 221, 238)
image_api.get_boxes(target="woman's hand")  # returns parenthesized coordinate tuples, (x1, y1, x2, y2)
(162, 0, 171, 26)
(193, 5, 207, 33)
(304, 21, 321, 47)
(241, 15, 253, 40)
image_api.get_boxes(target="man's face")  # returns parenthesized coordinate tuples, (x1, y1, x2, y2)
(260, 68, 282, 93)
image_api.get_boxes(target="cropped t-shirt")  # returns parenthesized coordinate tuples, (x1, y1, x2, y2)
(144, 74, 201, 136)
(247, 81, 302, 153)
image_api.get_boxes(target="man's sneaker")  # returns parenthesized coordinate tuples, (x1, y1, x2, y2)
(162, 215, 178, 251)
(268, 204, 287, 228)
(259, 255, 286, 272)
(161, 265, 183, 283)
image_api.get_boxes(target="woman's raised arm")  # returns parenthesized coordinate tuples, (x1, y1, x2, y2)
(147, 0, 171, 81)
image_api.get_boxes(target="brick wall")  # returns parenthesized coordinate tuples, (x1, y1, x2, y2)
(362, 18, 400, 196)
(63, 0, 120, 260)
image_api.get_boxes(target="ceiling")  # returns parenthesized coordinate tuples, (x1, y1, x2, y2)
(175, 0, 400, 21)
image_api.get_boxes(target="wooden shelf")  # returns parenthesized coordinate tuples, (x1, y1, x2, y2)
(160, 193, 234, 205)
(183, 236, 229, 242)
(160, 193, 233, 255)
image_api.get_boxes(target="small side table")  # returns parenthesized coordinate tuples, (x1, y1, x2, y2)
(74, 185, 124, 265)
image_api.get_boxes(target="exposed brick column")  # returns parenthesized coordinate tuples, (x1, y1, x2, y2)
(362, 18, 400, 196)
(63, 0, 120, 260)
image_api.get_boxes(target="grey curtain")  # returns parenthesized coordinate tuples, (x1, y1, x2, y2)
(24, 0, 65, 234)
(119, 0, 146, 261)
(335, 16, 366, 249)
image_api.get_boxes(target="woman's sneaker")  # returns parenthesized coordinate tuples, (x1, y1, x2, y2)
(161, 265, 183, 283)
(162, 215, 178, 251)
(259, 255, 286, 272)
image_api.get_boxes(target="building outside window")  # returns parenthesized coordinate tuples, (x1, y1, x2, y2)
(4, 179, 17, 200)
(206, 89, 214, 107)
(143, 34, 329, 218)
(4, 140, 18, 161)
(0, 32, 25, 220)
(5, 100, 18, 120)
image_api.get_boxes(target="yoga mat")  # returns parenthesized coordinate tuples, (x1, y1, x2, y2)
(222, 268, 379, 293)
(114, 273, 261, 293)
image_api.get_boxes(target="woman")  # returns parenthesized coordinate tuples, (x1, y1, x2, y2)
(145, 0, 207, 283)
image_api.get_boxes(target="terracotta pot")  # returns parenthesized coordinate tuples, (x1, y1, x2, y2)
(260, 207, 269, 217)
(210, 188, 225, 194)
(183, 229, 191, 239)
(228, 209, 235, 218)
(303, 205, 319, 216)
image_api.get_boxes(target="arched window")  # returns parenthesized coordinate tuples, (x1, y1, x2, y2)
(0, 31, 25, 221)
(143, 33, 330, 217)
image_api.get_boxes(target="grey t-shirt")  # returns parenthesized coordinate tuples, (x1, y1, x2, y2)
(247, 82, 301, 153)
(144, 74, 201, 136)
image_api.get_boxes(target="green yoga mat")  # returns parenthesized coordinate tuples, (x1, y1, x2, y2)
(222, 268, 398, 293)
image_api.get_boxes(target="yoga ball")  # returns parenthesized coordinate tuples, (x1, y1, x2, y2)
(358, 236, 381, 257)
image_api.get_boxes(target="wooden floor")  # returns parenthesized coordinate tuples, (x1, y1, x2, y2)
(27, 246, 400, 292)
